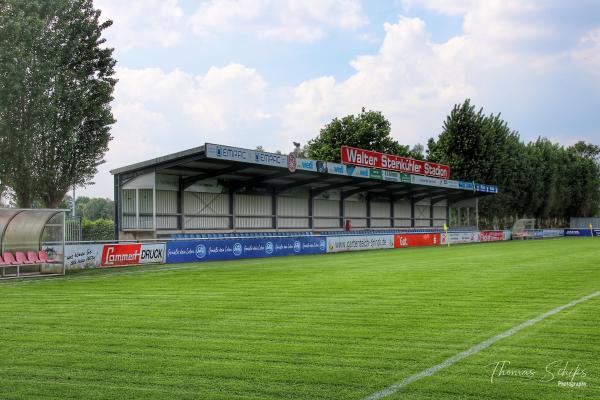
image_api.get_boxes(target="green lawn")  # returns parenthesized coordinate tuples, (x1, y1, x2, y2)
(1, 239, 599, 399)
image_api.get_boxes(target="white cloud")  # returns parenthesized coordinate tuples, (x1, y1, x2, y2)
(95, 0, 185, 52)
(280, 16, 474, 146)
(572, 28, 600, 78)
(81, 64, 271, 197)
(190, 0, 368, 42)
(279, 2, 600, 148)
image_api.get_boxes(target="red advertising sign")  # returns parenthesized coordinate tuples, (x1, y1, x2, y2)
(101, 244, 142, 267)
(479, 231, 504, 242)
(341, 145, 451, 179)
(394, 233, 441, 248)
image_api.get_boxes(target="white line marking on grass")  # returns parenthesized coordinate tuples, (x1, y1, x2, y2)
(364, 290, 600, 400)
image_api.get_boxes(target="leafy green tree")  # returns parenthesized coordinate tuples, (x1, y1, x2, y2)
(0, 0, 116, 207)
(82, 218, 113, 240)
(80, 197, 113, 220)
(566, 142, 600, 217)
(306, 108, 410, 162)
(427, 100, 525, 223)
(74, 195, 91, 217)
(429, 99, 600, 225)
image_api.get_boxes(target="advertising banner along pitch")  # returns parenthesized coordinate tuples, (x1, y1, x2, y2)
(394, 233, 441, 247)
(326, 235, 395, 253)
(101, 243, 166, 267)
(478, 231, 505, 242)
(166, 236, 327, 263)
(564, 229, 600, 237)
(441, 231, 481, 245)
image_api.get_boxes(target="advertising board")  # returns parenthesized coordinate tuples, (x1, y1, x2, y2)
(325, 235, 395, 253)
(564, 229, 600, 237)
(410, 175, 460, 189)
(479, 231, 505, 242)
(394, 233, 440, 247)
(382, 171, 411, 183)
(459, 181, 475, 190)
(340, 145, 451, 179)
(475, 183, 499, 193)
(440, 231, 480, 245)
(101, 243, 166, 267)
(63, 244, 102, 269)
(542, 229, 564, 238)
(166, 236, 327, 263)
(206, 143, 288, 168)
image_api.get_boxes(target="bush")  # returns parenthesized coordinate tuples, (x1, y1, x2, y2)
(82, 218, 114, 241)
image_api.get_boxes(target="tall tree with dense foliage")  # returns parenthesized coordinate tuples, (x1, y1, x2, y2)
(428, 99, 600, 226)
(0, 0, 116, 207)
(427, 100, 526, 223)
(306, 108, 412, 162)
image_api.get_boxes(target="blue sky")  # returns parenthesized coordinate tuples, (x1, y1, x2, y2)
(84, 0, 600, 197)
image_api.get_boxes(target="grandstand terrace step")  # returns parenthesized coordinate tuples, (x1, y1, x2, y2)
(169, 227, 476, 240)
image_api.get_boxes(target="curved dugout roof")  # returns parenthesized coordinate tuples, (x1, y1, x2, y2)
(0, 209, 65, 253)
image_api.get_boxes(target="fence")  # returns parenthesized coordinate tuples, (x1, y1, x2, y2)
(65, 216, 82, 242)
(570, 217, 600, 229)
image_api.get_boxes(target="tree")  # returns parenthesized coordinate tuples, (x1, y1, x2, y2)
(306, 108, 410, 162)
(427, 100, 526, 224)
(0, 0, 116, 207)
(80, 197, 113, 220)
(429, 99, 600, 226)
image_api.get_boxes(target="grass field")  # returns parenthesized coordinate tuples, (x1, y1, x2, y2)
(1, 239, 599, 399)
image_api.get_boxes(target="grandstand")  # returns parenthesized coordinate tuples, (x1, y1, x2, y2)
(110, 143, 498, 240)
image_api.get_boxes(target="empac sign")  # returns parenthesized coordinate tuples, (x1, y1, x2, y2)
(206, 143, 288, 168)
(341, 146, 451, 179)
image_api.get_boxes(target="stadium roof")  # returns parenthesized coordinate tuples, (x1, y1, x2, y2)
(111, 143, 498, 203)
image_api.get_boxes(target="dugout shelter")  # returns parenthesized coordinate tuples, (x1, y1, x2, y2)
(0, 208, 66, 278)
(111, 143, 498, 240)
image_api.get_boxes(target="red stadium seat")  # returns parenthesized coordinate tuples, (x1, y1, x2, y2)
(27, 251, 44, 264)
(0, 254, 7, 265)
(3, 252, 21, 265)
(15, 251, 34, 264)
(38, 250, 58, 264)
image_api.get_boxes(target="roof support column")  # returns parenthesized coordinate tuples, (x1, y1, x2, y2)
(113, 174, 121, 240)
(430, 200, 434, 228)
(390, 197, 394, 228)
(177, 177, 183, 230)
(446, 200, 450, 228)
(308, 189, 314, 230)
(229, 188, 235, 230)
(366, 193, 371, 228)
(475, 196, 479, 231)
(410, 197, 415, 228)
(272, 189, 277, 229)
(340, 191, 345, 229)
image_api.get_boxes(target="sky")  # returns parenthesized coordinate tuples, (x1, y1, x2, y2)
(82, 0, 600, 198)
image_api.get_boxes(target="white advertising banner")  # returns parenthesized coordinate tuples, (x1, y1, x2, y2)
(441, 232, 480, 245)
(206, 143, 288, 168)
(64, 244, 103, 269)
(60, 242, 165, 270)
(326, 235, 395, 253)
(139, 243, 166, 264)
(411, 175, 460, 189)
(326, 162, 348, 175)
